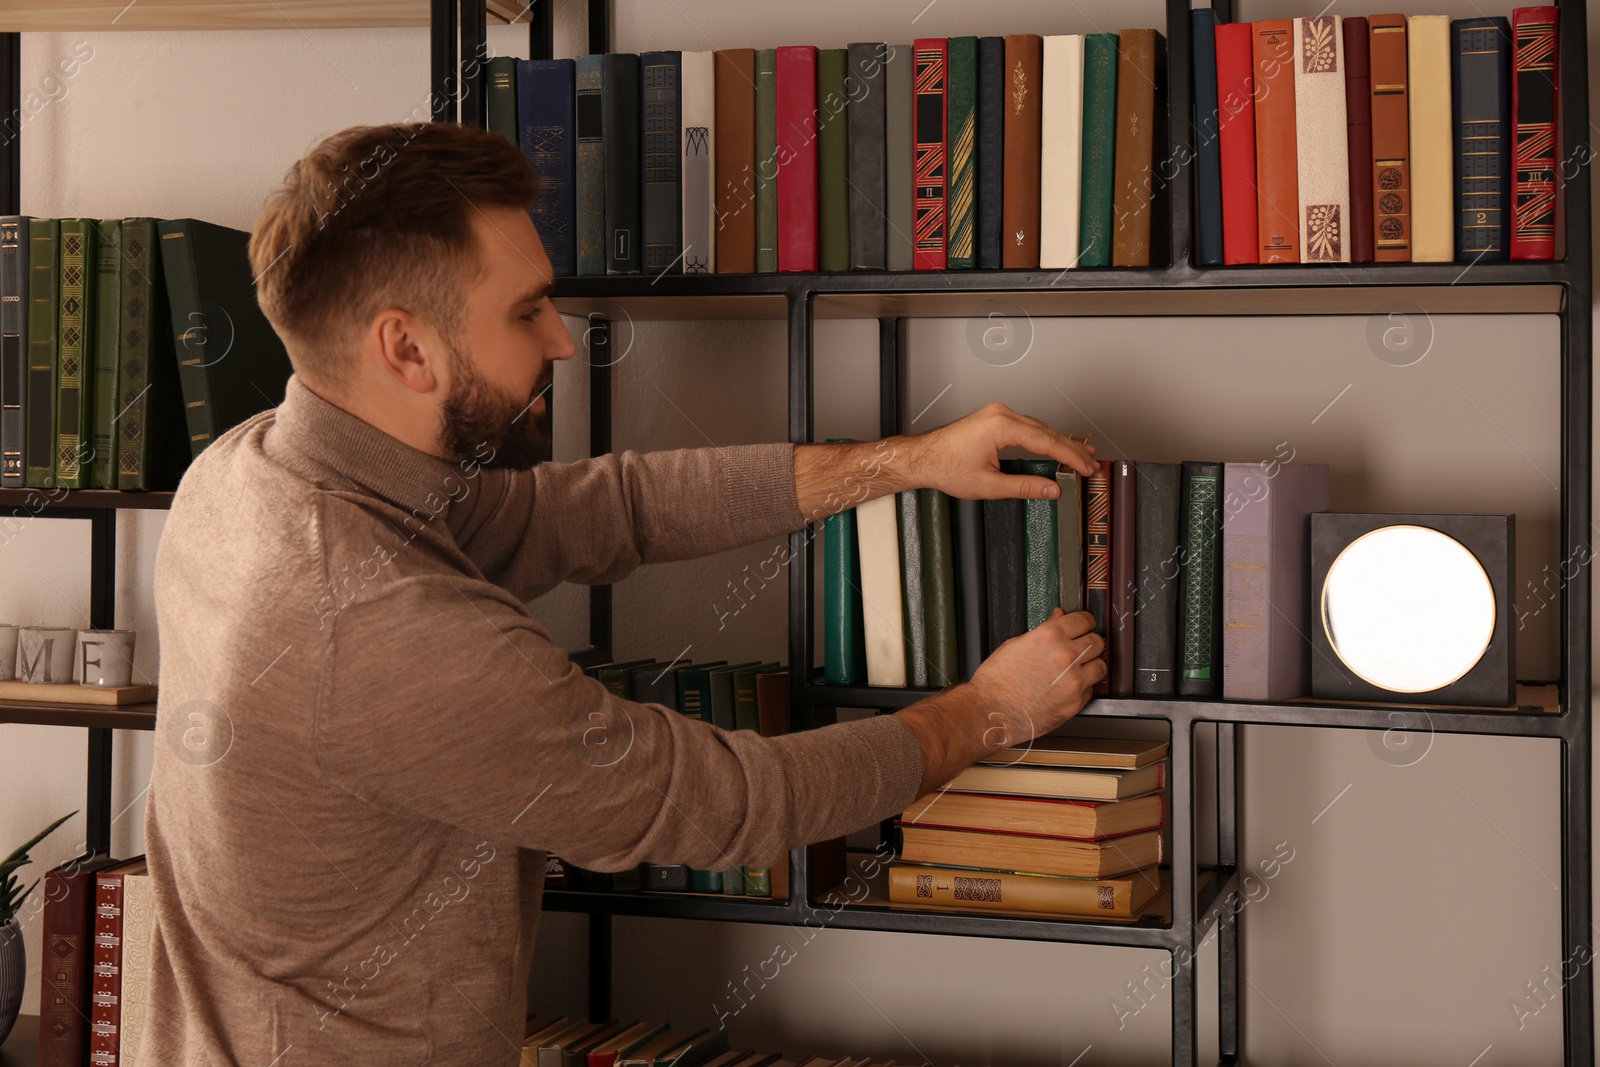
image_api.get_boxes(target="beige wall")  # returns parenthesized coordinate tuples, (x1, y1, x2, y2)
(0, 1, 1592, 1063)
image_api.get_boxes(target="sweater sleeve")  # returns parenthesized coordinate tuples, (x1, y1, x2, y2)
(448, 443, 808, 601)
(314, 571, 924, 870)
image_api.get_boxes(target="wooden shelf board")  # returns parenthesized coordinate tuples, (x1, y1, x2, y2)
(0, 488, 175, 511)
(0, 1, 528, 31)
(0, 698, 156, 730)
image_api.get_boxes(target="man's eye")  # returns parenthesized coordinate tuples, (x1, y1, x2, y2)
(520, 308, 541, 323)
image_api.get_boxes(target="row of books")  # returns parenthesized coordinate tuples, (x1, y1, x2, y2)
(546, 657, 800, 898)
(521, 1016, 901, 1067)
(0, 216, 292, 492)
(1192, 7, 1562, 265)
(825, 456, 1333, 702)
(889, 736, 1169, 919)
(34, 853, 151, 1067)
(486, 30, 1166, 278)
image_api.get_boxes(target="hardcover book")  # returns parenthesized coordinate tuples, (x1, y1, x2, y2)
(975, 36, 1006, 269)
(25, 217, 57, 488)
(1110, 29, 1163, 267)
(948, 761, 1167, 802)
(39, 854, 118, 1067)
(89, 857, 148, 1067)
(602, 53, 643, 274)
(681, 50, 715, 273)
(817, 48, 851, 273)
(0, 216, 26, 486)
(1085, 460, 1112, 693)
(954, 496, 988, 680)
(887, 862, 1161, 918)
(485, 56, 517, 146)
(1510, 7, 1559, 260)
(54, 219, 96, 487)
(1132, 462, 1181, 696)
(1192, 10, 1225, 267)
(918, 487, 960, 687)
(713, 49, 757, 273)
(1108, 459, 1137, 694)
(1002, 34, 1044, 268)
(945, 36, 978, 269)
(575, 54, 606, 276)
(1343, 18, 1375, 263)
(117, 871, 154, 1066)
(520, 59, 577, 277)
(1177, 461, 1224, 697)
(1215, 23, 1259, 264)
(903, 790, 1165, 841)
(116, 218, 187, 491)
(775, 45, 820, 272)
(1056, 466, 1085, 614)
(1079, 34, 1119, 269)
(1253, 21, 1300, 263)
(824, 441, 866, 685)
(754, 48, 779, 273)
(1294, 16, 1351, 263)
(1021, 458, 1061, 629)
(897, 823, 1162, 879)
(846, 43, 888, 270)
(1369, 14, 1412, 261)
(885, 43, 916, 271)
(898, 489, 929, 686)
(856, 493, 908, 685)
(90, 219, 120, 489)
(912, 38, 949, 270)
(1452, 18, 1512, 261)
(983, 460, 1027, 652)
(1039, 35, 1086, 270)
(1408, 14, 1454, 262)
(641, 50, 682, 273)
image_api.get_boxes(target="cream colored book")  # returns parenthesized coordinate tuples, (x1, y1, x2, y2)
(117, 872, 155, 1066)
(1293, 15, 1351, 262)
(855, 493, 907, 685)
(681, 50, 716, 273)
(1039, 34, 1086, 269)
(1407, 14, 1453, 262)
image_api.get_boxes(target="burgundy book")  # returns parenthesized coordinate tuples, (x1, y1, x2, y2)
(1109, 460, 1137, 695)
(90, 857, 147, 1066)
(775, 45, 819, 272)
(1511, 6, 1559, 260)
(912, 38, 949, 270)
(1343, 17, 1375, 263)
(39, 853, 119, 1067)
(1085, 460, 1112, 696)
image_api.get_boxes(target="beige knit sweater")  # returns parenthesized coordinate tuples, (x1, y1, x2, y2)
(139, 375, 925, 1065)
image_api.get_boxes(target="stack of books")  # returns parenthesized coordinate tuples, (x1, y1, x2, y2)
(889, 736, 1168, 920)
(483, 29, 1166, 278)
(1191, 6, 1561, 265)
(825, 455, 1333, 703)
(521, 1015, 927, 1066)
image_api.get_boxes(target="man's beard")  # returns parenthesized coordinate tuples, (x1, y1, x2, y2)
(437, 343, 551, 472)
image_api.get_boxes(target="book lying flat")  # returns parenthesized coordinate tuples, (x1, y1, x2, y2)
(897, 824, 1162, 878)
(887, 862, 1162, 918)
(981, 735, 1169, 769)
(947, 760, 1165, 801)
(902, 789, 1165, 840)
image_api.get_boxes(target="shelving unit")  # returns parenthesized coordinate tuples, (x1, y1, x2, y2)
(0, 1, 1588, 1065)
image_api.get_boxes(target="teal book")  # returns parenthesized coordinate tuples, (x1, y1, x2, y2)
(946, 36, 978, 268)
(1021, 458, 1062, 629)
(54, 219, 95, 488)
(823, 438, 866, 683)
(1079, 34, 1120, 268)
(89, 220, 119, 489)
(755, 48, 778, 272)
(485, 56, 518, 147)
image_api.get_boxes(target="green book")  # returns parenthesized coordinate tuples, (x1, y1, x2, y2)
(708, 661, 760, 731)
(918, 488, 960, 687)
(1079, 34, 1120, 268)
(1021, 458, 1062, 629)
(945, 36, 978, 269)
(485, 56, 519, 147)
(24, 218, 57, 488)
(596, 658, 656, 698)
(817, 48, 851, 272)
(116, 217, 188, 491)
(823, 437, 866, 684)
(754, 48, 778, 273)
(54, 219, 95, 488)
(90, 220, 119, 489)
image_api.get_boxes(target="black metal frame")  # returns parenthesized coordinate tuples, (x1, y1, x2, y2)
(0, 1, 1588, 1063)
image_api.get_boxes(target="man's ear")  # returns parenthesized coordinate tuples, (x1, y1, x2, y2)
(371, 307, 443, 395)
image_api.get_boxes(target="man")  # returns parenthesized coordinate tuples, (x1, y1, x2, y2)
(140, 121, 1105, 1065)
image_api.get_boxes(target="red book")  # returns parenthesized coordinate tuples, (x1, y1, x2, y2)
(89, 858, 146, 1067)
(1511, 6, 1559, 260)
(1343, 17, 1375, 263)
(775, 45, 819, 272)
(912, 37, 948, 270)
(1214, 22, 1258, 265)
(39, 854, 118, 1067)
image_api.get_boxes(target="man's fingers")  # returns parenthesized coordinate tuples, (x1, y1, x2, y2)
(1000, 413, 1099, 477)
(1047, 608, 1100, 640)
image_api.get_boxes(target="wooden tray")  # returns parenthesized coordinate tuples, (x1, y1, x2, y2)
(0, 680, 156, 705)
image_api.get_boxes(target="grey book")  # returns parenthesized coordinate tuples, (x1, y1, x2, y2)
(846, 43, 887, 269)
(897, 488, 928, 686)
(1132, 462, 1181, 696)
(885, 42, 914, 270)
(1056, 467, 1084, 614)
(754, 48, 778, 272)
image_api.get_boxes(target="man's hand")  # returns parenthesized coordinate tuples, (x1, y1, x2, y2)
(793, 402, 1098, 522)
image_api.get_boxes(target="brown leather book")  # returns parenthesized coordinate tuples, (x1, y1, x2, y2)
(1001, 33, 1043, 268)
(1368, 14, 1411, 261)
(714, 48, 758, 273)
(1111, 29, 1163, 267)
(38, 854, 119, 1067)
(1252, 20, 1299, 262)
(1109, 459, 1137, 694)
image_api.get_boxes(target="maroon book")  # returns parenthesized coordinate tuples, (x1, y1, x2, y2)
(39, 853, 119, 1067)
(775, 45, 819, 272)
(912, 37, 948, 270)
(1342, 17, 1375, 263)
(1510, 6, 1559, 260)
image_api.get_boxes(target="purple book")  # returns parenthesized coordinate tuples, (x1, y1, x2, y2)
(1221, 462, 1331, 701)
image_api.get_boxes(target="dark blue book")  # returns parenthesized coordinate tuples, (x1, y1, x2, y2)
(975, 36, 1005, 270)
(640, 50, 682, 274)
(1452, 17, 1512, 261)
(517, 59, 577, 277)
(575, 54, 606, 276)
(1191, 9, 1224, 267)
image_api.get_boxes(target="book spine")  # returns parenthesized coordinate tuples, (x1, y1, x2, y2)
(954, 496, 988, 680)
(1079, 34, 1119, 269)
(737, 669, 775, 896)
(575, 55, 606, 276)
(1408, 15, 1454, 262)
(39, 865, 95, 1067)
(602, 53, 642, 275)
(1109, 459, 1137, 695)
(1221, 463, 1270, 701)
(912, 38, 949, 271)
(919, 488, 960, 687)
(641, 50, 683, 274)
(1452, 18, 1512, 262)
(1192, 10, 1225, 267)
(755, 48, 779, 273)
(117, 875, 152, 1067)
(158, 222, 218, 459)
(1253, 22, 1300, 263)
(25, 218, 57, 488)
(1215, 23, 1259, 265)
(90, 220, 119, 489)
(1085, 460, 1112, 695)
(1294, 16, 1351, 263)
(681, 52, 715, 273)
(54, 220, 94, 487)
(0, 216, 25, 486)
(1342, 18, 1375, 263)
(520, 59, 578, 278)
(1369, 15, 1412, 261)
(1510, 7, 1559, 260)
(1002, 34, 1044, 267)
(713, 49, 757, 273)
(485, 56, 518, 146)
(1020, 458, 1061, 629)
(1039, 35, 1086, 270)
(1132, 462, 1181, 696)
(886, 44, 915, 270)
(1111, 29, 1162, 267)
(898, 488, 928, 686)
(1177, 462, 1223, 697)
(775, 46, 818, 272)
(887, 864, 1151, 919)
(846, 43, 889, 270)
(1056, 468, 1084, 614)
(982, 467, 1027, 654)
(856, 494, 908, 685)
(89, 871, 128, 1066)
(817, 48, 851, 273)
(945, 36, 977, 269)
(117, 220, 158, 490)
(975, 37, 1005, 270)
(823, 453, 865, 684)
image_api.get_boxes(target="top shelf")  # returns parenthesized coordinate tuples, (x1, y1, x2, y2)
(0, 0, 531, 31)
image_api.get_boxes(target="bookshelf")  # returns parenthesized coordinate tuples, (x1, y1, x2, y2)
(0, 2, 1587, 1066)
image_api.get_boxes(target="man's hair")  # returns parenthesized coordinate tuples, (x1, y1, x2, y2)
(250, 122, 540, 388)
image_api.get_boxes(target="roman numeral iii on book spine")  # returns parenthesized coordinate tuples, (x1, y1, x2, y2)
(912, 38, 948, 270)
(1511, 6, 1558, 261)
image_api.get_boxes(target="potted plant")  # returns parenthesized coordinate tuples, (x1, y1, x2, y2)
(0, 811, 75, 1046)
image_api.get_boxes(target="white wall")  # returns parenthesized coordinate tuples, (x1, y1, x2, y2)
(0, 2, 1593, 1064)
